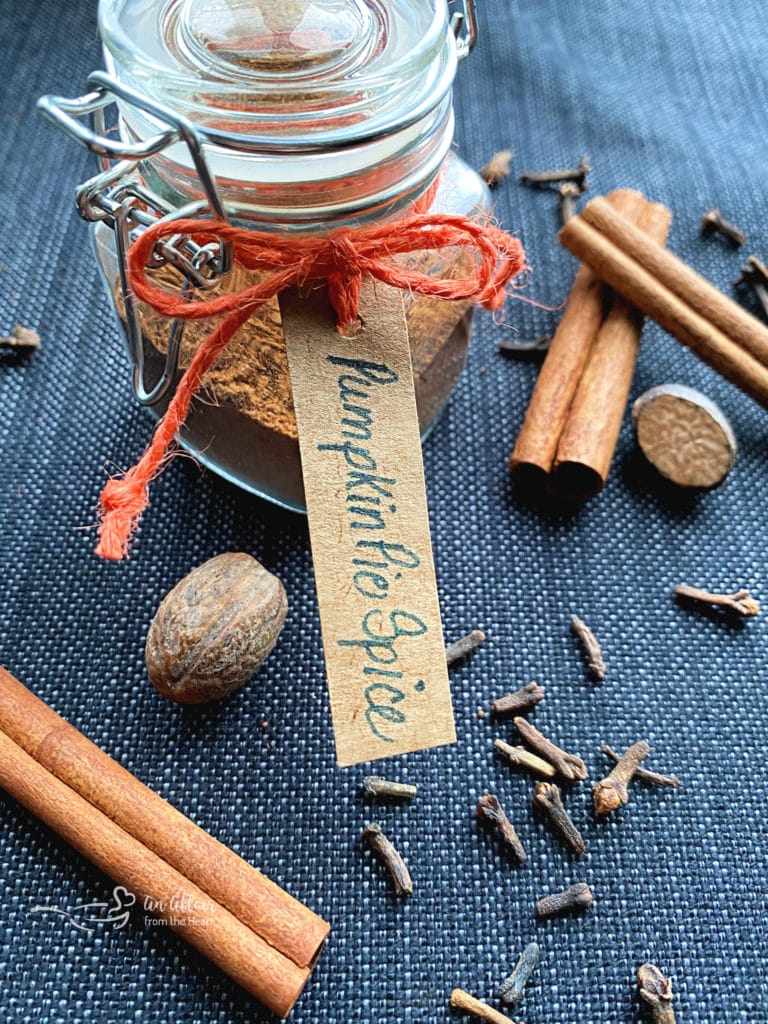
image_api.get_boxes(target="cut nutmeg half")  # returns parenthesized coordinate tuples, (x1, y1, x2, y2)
(632, 384, 737, 489)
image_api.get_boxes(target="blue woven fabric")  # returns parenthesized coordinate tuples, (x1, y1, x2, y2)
(1, 1, 767, 1021)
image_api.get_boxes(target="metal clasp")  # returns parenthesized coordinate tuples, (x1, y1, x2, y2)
(38, 73, 235, 406)
(113, 193, 228, 406)
(450, 0, 478, 60)
(38, 72, 229, 222)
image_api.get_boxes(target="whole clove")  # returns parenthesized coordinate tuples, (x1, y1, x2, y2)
(494, 738, 556, 779)
(0, 324, 41, 354)
(520, 154, 591, 191)
(498, 335, 552, 356)
(571, 615, 606, 680)
(498, 941, 541, 1007)
(593, 741, 650, 816)
(601, 744, 680, 789)
(745, 279, 768, 319)
(735, 256, 768, 318)
(701, 208, 746, 248)
(514, 717, 588, 782)
(491, 681, 545, 717)
(637, 963, 676, 1024)
(559, 182, 580, 224)
(755, 284, 768, 315)
(533, 781, 586, 855)
(446, 629, 486, 667)
(743, 255, 768, 287)
(535, 881, 592, 919)
(476, 794, 526, 863)
(450, 988, 522, 1024)
(479, 149, 513, 189)
(362, 823, 412, 897)
(362, 776, 417, 801)
(674, 583, 760, 617)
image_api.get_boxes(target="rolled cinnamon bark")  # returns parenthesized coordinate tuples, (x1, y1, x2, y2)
(580, 197, 768, 366)
(0, 666, 328, 972)
(553, 200, 673, 497)
(509, 189, 646, 483)
(559, 212, 768, 410)
(0, 728, 309, 1017)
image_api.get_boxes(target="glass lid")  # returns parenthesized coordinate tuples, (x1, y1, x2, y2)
(99, 0, 457, 147)
(175, 0, 382, 79)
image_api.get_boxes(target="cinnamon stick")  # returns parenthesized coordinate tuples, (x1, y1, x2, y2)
(559, 203, 768, 410)
(580, 197, 768, 366)
(553, 200, 672, 497)
(0, 667, 328, 971)
(0, 728, 309, 1017)
(510, 189, 646, 482)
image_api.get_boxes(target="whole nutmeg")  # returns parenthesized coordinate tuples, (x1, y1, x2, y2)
(145, 553, 288, 704)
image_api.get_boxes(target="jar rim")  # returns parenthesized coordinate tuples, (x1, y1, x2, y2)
(98, 0, 458, 151)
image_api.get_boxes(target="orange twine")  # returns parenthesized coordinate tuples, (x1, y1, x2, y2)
(96, 198, 526, 560)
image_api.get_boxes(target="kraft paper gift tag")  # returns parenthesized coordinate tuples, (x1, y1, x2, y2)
(281, 281, 456, 767)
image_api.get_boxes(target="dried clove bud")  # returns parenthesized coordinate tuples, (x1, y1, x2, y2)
(743, 255, 768, 288)
(514, 717, 587, 782)
(637, 963, 676, 1024)
(533, 781, 586, 855)
(520, 154, 591, 191)
(450, 988, 522, 1024)
(0, 323, 41, 354)
(701, 208, 746, 248)
(751, 281, 768, 318)
(491, 681, 545, 717)
(571, 615, 606, 680)
(535, 881, 592, 919)
(362, 823, 412, 897)
(736, 258, 768, 319)
(601, 744, 680, 789)
(479, 149, 513, 188)
(498, 335, 552, 356)
(675, 583, 760, 617)
(498, 941, 541, 1007)
(494, 739, 556, 779)
(559, 182, 580, 224)
(593, 741, 650, 815)
(362, 776, 417, 801)
(476, 794, 526, 863)
(446, 629, 486, 667)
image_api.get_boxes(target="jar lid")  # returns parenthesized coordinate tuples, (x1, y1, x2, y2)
(100, 0, 457, 151)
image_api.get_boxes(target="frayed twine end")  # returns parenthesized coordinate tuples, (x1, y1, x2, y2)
(95, 476, 149, 561)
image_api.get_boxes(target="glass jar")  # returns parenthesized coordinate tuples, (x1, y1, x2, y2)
(40, 0, 488, 512)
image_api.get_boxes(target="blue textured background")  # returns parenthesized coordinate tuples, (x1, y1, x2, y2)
(1, 1, 767, 1021)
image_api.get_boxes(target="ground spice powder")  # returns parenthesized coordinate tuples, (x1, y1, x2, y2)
(121, 248, 474, 507)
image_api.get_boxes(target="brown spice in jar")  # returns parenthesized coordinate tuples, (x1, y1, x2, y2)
(119, 247, 475, 507)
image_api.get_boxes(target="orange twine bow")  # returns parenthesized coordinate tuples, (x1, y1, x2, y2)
(96, 203, 526, 560)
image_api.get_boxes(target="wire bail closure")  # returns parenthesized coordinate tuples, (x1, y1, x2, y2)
(37, 73, 236, 405)
(450, 0, 478, 60)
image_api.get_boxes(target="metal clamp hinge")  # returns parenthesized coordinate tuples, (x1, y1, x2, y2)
(450, 0, 478, 60)
(37, 74, 236, 406)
